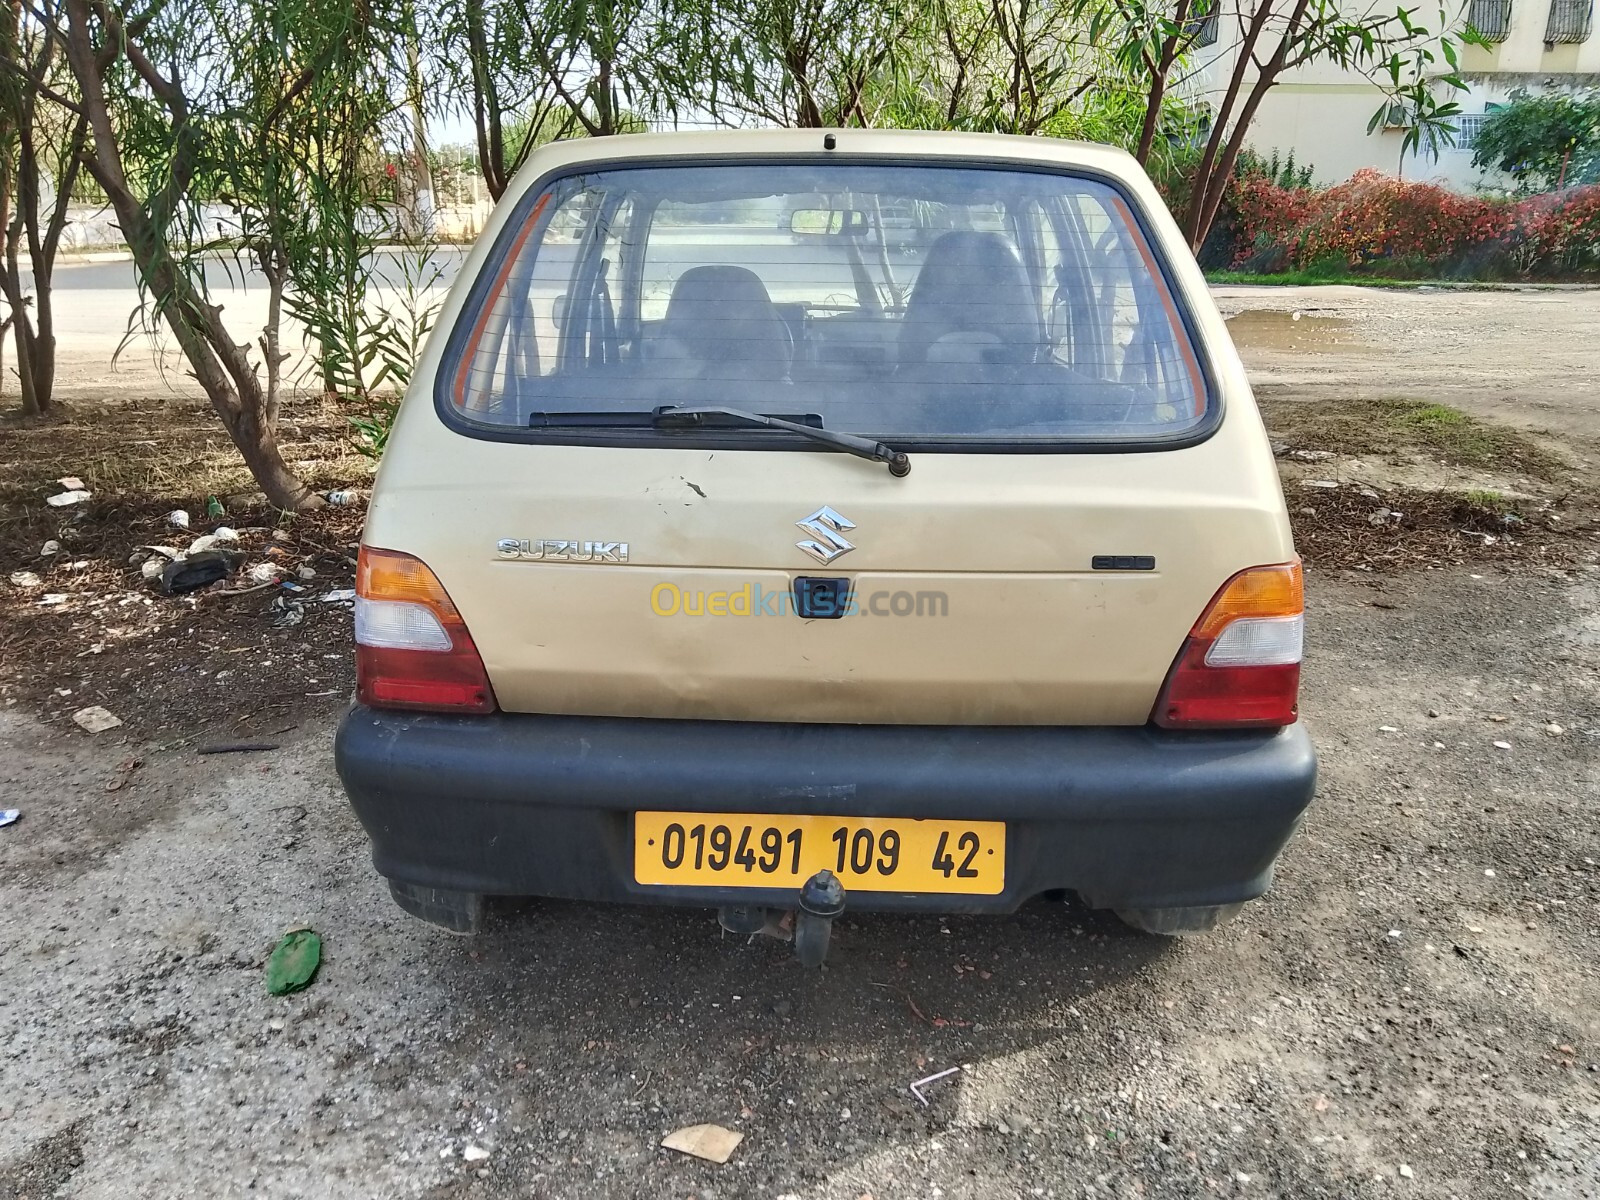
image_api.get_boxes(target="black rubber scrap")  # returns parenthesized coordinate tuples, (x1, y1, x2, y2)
(157, 550, 242, 595)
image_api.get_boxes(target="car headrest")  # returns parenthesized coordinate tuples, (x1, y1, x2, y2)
(664, 265, 792, 376)
(899, 232, 1042, 367)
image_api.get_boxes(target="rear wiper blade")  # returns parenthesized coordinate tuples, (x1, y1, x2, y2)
(529, 409, 826, 429)
(652, 406, 911, 478)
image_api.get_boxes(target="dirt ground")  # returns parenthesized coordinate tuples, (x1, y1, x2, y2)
(2, 284, 1599, 1200)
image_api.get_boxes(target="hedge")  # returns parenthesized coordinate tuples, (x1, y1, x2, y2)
(1219, 168, 1600, 279)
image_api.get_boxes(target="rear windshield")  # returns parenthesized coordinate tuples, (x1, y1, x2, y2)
(445, 161, 1209, 444)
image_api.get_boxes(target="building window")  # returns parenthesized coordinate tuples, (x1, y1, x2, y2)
(1545, 0, 1593, 42)
(1455, 114, 1490, 149)
(1187, 7, 1219, 46)
(1468, 0, 1514, 40)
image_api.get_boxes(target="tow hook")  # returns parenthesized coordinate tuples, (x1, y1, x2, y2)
(795, 869, 846, 967)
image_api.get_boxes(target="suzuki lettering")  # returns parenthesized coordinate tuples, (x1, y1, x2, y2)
(497, 539, 629, 563)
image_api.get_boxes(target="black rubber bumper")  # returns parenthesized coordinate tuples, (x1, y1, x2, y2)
(335, 707, 1317, 914)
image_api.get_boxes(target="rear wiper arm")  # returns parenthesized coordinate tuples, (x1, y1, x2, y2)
(652, 405, 910, 478)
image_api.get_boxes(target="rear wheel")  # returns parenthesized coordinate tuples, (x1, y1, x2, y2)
(388, 880, 485, 935)
(1113, 903, 1244, 936)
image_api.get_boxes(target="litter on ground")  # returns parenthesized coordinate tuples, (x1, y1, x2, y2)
(264, 929, 322, 996)
(660, 1124, 744, 1164)
(71, 706, 123, 734)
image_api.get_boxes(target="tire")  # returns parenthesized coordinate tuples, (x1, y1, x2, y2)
(1113, 902, 1244, 936)
(387, 880, 485, 935)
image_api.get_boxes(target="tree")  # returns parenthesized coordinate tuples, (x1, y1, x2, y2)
(0, 0, 86, 416)
(1100, 0, 1474, 251)
(710, 0, 917, 127)
(1096, 0, 1212, 164)
(867, 0, 1133, 137)
(1471, 88, 1600, 192)
(34, 0, 406, 509)
(438, 0, 688, 200)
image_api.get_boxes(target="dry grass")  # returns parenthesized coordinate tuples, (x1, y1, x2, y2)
(1258, 396, 1570, 483)
(0, 392, 377, 736)
(0, 392, 377, 515)
(1287, 482, 1584, 572)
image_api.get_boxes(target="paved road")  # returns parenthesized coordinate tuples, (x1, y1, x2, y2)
(40, 234, 928, 400)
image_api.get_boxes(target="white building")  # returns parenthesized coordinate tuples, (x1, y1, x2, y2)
(1186, 0, 1600, 189)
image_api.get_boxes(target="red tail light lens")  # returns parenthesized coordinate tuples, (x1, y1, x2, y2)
(354, 547, 496, 714)
(1154, 561, 1303, 729)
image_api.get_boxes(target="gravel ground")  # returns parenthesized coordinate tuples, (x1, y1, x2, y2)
(2, 565, 1599, 1200)
(1213, 284, 1600, 445)
(3, 286, 1600, 1199)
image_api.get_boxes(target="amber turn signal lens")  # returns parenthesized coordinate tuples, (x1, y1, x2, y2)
(357, 547, 464, 612)
(1189, 560, 1303, 638)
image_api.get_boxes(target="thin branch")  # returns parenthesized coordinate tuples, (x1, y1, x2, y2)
(0, 56, 83, 114)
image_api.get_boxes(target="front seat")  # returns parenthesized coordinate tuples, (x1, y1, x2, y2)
(659, 265, 793, 382)
(899, 232, 1043, 371)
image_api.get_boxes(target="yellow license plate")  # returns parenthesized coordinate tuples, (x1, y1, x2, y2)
(633, 812, 1005, 895)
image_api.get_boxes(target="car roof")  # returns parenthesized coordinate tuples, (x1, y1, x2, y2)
(509, 128, 1144, 190)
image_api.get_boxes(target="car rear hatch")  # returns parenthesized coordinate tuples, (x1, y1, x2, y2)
(362, 141, 1296, 727)
(366, 428, 1292, 725)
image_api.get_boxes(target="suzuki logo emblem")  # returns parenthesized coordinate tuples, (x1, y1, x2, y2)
(795, 506, 856, 564)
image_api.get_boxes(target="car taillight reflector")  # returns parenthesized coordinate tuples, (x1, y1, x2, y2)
(1204, 614, 1303, 667)
(355, 598, 454, 651)
(354, 547, 496, 714)
(1154, 561, 1303, 729)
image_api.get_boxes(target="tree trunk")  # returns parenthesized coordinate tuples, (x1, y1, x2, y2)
(1191, 79, 1275, 251)
(1133, 0, 1193, 165)
(595, 58, 615, 135)
(406, 28, 434, 238)
(28, 302, 53, 409)
(1182, 0, 1276, 248)
(1135, 73, 1168, 165)
(1187, 0, 1311, 251)
(463, 0, 507, 199)
(59, 0, 321, 510)
(783, 42, 822, 127)
(20, 114, 73, 416)
(0, 162, 40, 416)
(258, 245, 288, 430)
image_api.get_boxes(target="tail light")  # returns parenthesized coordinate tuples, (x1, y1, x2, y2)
(354, 547, 497, 714)
(1153, 560, 1303, 729)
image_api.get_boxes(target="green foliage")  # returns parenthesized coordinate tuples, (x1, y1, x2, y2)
(1470, 89, 1600, 192)
(1244, 149, 1317, 190)
(97, 0, 410, 407)
(368, 247, 448, 394)
(855, 0, 1154, 142)
(349, 399, 399, 460)
(347, 245, 447, 457)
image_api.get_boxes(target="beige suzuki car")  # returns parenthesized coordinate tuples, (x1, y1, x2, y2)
(336, 129, 1315, 961)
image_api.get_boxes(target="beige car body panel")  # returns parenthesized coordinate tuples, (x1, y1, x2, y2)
(366, 129, 1294, 726)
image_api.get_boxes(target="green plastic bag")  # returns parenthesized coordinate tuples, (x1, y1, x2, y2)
(265, 929, 321, 995)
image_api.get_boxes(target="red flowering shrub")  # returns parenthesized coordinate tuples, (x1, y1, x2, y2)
(1511, 185, 1600, 273)
(1209, 167, 1600, 278)
(1297, 171, 1513, 267)
(1228, 173, 1318, 266)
